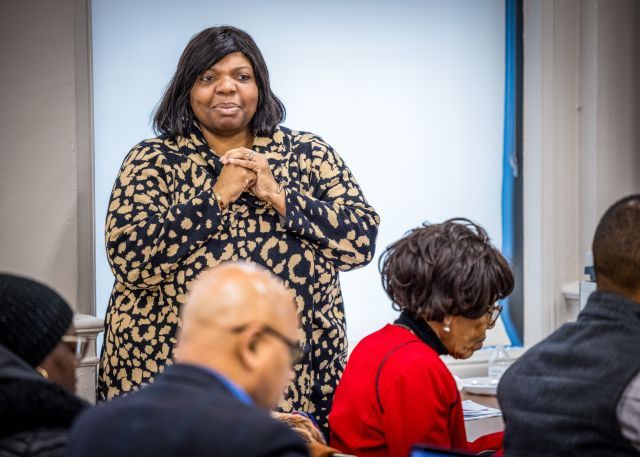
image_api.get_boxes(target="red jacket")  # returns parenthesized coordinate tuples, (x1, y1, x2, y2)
(329, 324, 501, 457)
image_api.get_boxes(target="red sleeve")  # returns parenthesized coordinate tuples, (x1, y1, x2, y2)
(467, 431, 503, 454)
(380, 358, 461, 457)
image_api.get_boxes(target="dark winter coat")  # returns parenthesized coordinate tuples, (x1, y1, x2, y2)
(0, 345, 88, 457)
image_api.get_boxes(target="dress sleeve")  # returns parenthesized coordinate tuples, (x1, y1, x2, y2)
(281, 136, 380, 272)
(105, 144, 226, 289)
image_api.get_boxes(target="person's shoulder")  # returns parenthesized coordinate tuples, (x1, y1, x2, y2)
(375, 331, 451, 383)
(393, 338, 445, 368)
(351, 326, 447, 374)
(185, 398, 308, 455)
(278, 126, 333, 151)
(69, 393, 131, 431)
(122, 135, 187, 165)
(128, 135, 173, 152)
(350, 324, 407, 353)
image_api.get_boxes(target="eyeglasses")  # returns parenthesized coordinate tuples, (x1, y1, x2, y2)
(61, 335, 89, 361)
(231, 324, 304, 365)
(486, 304, 503, 328)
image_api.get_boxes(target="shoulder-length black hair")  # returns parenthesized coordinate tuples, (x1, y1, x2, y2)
(153, 26, 286, 140)
(379, 218, 515, 322)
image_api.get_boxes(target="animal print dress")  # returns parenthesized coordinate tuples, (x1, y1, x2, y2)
(98, 124, 380, 430)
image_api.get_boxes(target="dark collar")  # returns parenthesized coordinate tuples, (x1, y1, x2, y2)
(0, 343, 89, 437)
(394, 310, 449, 356)
(157, 363, 239, 397)
(0, 379, 88, 438)
(582, 291, 640, 321)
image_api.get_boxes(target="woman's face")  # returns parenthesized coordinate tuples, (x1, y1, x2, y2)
(190, 52, 259, 138)
(39, 324, 78, 393)
(438, 313, 491, 360)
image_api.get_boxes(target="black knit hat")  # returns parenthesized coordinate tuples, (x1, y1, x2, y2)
(0, 273, 73, 367)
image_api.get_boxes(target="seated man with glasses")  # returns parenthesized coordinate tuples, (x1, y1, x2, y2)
(329, 219, 514, 457)
(67, 262, 310, 457)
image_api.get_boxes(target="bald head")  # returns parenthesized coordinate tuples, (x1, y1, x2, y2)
(174, 262, 299, 408)
(181, 262, 295, 331)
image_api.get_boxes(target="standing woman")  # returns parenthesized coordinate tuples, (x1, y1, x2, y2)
(98, 26, 379, 431)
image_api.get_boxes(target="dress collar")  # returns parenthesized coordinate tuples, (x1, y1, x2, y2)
(394, 310, 449, 356)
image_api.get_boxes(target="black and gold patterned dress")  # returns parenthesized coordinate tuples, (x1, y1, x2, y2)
(98, 124, 380, 429)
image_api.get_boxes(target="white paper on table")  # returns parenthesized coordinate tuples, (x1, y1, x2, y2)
(462, 400, 502, 421)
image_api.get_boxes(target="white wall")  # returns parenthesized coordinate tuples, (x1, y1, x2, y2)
(579, 0, 640, 255)
(523, 0, 640, 345)
(91, 0, 507, 345)
(1, 0, 637, 352)
(0, 0, 93, 313)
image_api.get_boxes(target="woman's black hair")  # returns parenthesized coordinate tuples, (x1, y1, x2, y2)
(379, 218, 515, 322)
(153, 26, 285, 140)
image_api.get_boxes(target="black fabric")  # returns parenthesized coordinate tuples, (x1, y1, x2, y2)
(0, 344, 43, 383)
(394, 310, 449, 356)
(0, 274, 73, 367)
(498, 291, 640, 457)
(67, 364, 310, 457)
(0, 380, 87, 439)
(0, 430, 68, 457)
(0, 345, 88, 457)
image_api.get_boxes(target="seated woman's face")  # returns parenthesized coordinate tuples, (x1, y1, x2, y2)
(441, 313, 491, 360)
(189, 51, 259, 137)
(40, 324, 78, 393)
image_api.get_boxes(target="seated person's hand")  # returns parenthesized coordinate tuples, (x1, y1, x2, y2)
(271, 412, 341, 457)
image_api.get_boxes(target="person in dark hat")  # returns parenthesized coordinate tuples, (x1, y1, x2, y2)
(0, 273, 89, 457)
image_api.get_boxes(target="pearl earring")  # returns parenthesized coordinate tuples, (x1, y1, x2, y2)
(443, 324, 451, 333)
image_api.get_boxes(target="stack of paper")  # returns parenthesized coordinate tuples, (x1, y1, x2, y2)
(462, 400, 502, 421)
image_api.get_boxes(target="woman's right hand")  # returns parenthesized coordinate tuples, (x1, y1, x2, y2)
(213, 163, 257, 208)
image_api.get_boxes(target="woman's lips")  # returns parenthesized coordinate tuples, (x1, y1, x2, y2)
(213, 102, 240, 114)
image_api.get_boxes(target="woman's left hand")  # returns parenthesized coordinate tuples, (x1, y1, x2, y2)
(221, 148, 285, 214)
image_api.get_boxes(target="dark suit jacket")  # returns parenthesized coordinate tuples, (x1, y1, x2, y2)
(66, 364, 309, 457)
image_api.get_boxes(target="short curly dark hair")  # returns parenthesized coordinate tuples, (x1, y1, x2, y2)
(379, 218, 514, 322)
(593, 194, 640, 292)
(153, 26, 285, 140)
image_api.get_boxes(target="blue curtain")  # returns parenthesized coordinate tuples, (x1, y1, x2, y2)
(500, 0, 522, 346)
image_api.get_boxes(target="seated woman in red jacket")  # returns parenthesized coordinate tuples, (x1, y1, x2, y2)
(329, 218, 514, 457)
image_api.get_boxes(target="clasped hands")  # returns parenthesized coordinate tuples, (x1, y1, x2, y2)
(213, 147, 284, 214)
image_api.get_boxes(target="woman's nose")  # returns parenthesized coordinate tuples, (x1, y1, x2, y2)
(215, 76, 236, 94)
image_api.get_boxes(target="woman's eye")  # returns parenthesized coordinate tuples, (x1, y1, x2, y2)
(237, 74, 250, 82)
(200, 75, 214, 82)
